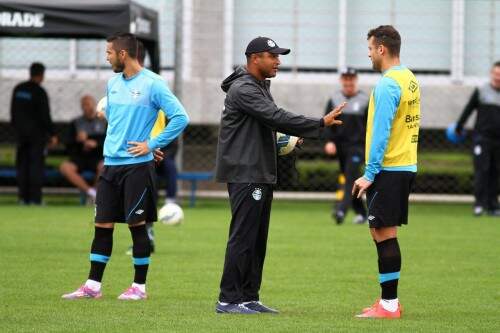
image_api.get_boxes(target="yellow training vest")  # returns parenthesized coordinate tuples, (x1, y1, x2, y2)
(366, 67, 420, 167)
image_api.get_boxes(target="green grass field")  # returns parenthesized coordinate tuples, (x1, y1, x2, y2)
(1, 198, 499, 332)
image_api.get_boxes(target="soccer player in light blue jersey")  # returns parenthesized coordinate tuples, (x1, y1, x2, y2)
(63, 33, 189, 300)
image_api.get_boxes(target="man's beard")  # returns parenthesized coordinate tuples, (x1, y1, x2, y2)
(112, 61, 125, 73)
(372, 59, 381, 72)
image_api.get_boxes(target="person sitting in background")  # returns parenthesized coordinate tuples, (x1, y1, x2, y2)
(59, 95, 106, 202)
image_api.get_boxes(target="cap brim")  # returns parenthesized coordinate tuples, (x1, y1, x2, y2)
(269, 47, 290, 55)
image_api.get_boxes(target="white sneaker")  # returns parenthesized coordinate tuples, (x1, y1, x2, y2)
(353, 214, 367, 224)
(117, 286, 147, 300)
(474, 206, 484, 216)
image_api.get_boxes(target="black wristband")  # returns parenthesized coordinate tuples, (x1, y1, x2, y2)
(320, 118, 325, 127)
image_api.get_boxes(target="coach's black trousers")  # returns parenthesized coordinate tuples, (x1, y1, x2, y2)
(473, 137, 500, 210)
(16, 140, 45, 204)
(219, 183, 273, 303)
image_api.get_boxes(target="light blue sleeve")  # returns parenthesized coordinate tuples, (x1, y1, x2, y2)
(363, 77, 401, 182)
(147, 79, 190, 150)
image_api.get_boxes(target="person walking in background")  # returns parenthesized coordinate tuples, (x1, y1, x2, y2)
(324, 67, 368, 225)
(455, 61, 500, 217)
(59, 95, 107, 202)
(10, 62, 57, 205)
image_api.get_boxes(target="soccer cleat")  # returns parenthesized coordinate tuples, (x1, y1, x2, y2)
(244, 301, 279, 314)
(61, 285, 102, 300)
(362, 298, 380, 313)
(356, 300, 401, 319)
(117, 286, 147, 300)
(215, 302, 259, 314)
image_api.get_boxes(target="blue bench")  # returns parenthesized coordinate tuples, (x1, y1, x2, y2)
(0, 167, 96, 204)
(0, 167, 213, 207)
(178, 171, 213, 207)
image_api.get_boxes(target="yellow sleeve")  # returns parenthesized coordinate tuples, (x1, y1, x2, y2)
(150, 110, 166, 139)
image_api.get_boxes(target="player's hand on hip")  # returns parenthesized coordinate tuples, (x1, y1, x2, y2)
(352, 176, 372, 199)
(323, 101, 346, 127)
(153, 149, 164, 163)
(127, 141, 151, 157)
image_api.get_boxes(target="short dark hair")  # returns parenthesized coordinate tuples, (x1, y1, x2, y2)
(367, 25, 401, 57)
(30, 62, 45, 77)
(245, 52, 264, 63)
(493, 61, 500, 68)
(106, 32, 139, 59)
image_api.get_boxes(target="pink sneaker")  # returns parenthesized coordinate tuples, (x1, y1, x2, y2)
(62, 285, 102, 299)
(117, 286, 147, 300)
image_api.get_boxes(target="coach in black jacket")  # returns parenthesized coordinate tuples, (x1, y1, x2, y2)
(215, 37, 345, 314)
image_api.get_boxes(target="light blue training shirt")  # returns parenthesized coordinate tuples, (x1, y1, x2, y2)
(104, 68, 189, 166)
(363, 65, 417, 182)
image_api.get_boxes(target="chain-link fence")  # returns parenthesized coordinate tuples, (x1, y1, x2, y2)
(0, 0, 499, 197)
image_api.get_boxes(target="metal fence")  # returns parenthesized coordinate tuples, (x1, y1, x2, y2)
(0, 0, 499, 196)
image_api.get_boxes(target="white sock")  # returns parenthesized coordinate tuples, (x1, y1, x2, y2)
(132, 283, 146, 293)
(87, 188, 97, 199)
(380, 298, 399, 312)
(165, 198, 176, 204)
(85, 279, 101, 291)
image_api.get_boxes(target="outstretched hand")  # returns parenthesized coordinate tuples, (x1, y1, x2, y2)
(323, 101, 346, 127)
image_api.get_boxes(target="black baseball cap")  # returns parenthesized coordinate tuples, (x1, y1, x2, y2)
(340, 67, 358, 76)
(245, 37, 290, 56)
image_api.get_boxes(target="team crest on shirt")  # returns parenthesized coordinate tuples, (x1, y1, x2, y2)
(252, 188, 262, 201)
(131, 89, 141, 99)
(409, 80, 418, 93)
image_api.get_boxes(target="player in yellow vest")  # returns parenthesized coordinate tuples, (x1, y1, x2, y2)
(352, 25, 420, 319)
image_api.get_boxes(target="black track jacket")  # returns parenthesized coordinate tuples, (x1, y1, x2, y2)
(215, 66, 324, 184)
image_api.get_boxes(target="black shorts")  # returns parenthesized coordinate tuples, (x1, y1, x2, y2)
(70, 156, 101, 173)
(366, 171, 415, 228)
(95, 161, 157, 224)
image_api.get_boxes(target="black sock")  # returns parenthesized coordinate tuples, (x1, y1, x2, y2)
(130, 224, 151, 284)
(88, 227, 114, 282)
(376, 238, 401, 300)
